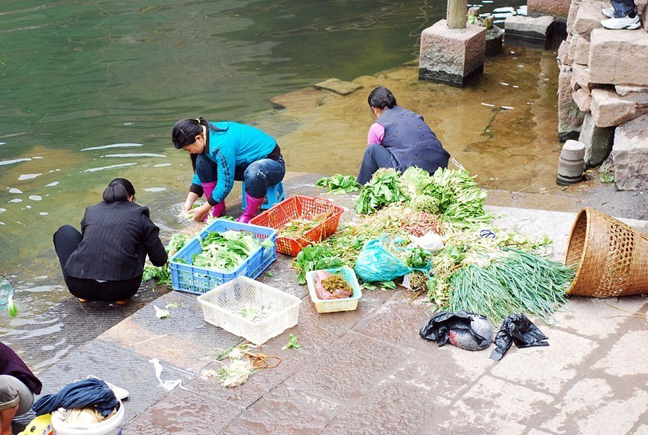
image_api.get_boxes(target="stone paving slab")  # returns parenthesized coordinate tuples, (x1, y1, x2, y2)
(31, 340, 194, 424)
(22, 174, 648, 434)
(98, 291, 242, 373)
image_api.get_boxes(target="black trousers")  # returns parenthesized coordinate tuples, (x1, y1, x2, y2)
(53, 225, 142, 302)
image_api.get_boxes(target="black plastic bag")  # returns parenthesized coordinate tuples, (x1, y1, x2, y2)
(490, 313, 549, 361)
(419, 310, 493, 351)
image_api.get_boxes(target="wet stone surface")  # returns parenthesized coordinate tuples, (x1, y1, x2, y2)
(284, 331, 410, 403)
(26, 340, 194, 426)
(15, 175, 648, 434)
(98, 291, 243, 372)
(122, 386, 241, 434)
(221, 384, 341, 434)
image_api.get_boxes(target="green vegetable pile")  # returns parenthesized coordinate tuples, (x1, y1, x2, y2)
(143, 234, 188, 286)
(355, 169, 406, 215)
(425, 228, 573, 323)
(355, 167, 490, 229)
(192, 230, 272, 272)
(292, 245, 345, 285)
(316, 174, 360, 194)
(295, 165, 574, 323)
(448, 249, 574, 323)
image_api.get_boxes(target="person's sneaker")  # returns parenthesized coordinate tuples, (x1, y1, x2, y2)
(601, 14, 640, 29)
(601, 7, 615, 18)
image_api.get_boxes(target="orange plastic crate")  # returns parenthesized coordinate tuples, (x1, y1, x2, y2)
(250, 195, 344, 256)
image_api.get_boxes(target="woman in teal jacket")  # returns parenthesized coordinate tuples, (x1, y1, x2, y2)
(172, 117, 286, 223)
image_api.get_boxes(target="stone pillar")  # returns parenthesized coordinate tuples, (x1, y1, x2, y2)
(419, 21, 486, 87)
(447, 0, 467, 29)
(557, 140, 585, 185)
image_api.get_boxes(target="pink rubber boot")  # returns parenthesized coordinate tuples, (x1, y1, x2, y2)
(237, 192, 265, 223)
(201, 181, 225, 221)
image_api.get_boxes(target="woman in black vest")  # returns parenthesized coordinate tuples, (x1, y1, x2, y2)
(53, 178, 167, 304)
(356, 86, 450, 184)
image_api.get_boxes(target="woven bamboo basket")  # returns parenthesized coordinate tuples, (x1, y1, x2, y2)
(564, 207, 648, 297)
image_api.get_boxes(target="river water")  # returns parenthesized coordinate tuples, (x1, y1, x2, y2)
(1, 0, 557, 360)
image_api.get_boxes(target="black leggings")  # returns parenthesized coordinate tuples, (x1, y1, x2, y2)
(53, 225, 142, 302)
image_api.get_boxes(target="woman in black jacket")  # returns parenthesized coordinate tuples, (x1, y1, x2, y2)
(53, 178, 167, 304)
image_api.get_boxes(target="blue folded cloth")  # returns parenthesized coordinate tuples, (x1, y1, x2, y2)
(33, 378, 118, 417)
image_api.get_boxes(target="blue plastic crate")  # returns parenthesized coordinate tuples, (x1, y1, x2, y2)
(170, 219, 278, 295)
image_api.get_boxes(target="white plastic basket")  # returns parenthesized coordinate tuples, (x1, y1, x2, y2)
(197, 276, 301, 345)
(306, 266, 362, 313)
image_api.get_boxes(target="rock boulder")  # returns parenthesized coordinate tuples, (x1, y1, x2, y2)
(611, 114, 648, 190)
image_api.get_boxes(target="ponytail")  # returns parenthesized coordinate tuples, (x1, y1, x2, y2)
(172, 117, 223, 149)
(103, 178, 136, 203)
(368, 86, 397, 110)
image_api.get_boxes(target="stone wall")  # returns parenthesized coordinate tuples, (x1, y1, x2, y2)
(557, 0, 648, 190)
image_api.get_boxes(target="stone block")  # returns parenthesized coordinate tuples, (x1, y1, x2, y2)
(573, 0, 606, 38)
(591, 88, 648, 127)
(419, 20, 486, 87)
(505, 15, 554, 48)
(615, 85, 648, 97)
(558, 66, 585, 141)
(313, 78, 362, 96)
(589, 29, 648, 86)
(557, 39, 572, 66)
(571, 63, 593, 91)
(485, 25, 505, 56)
(573, 0, 606, 37)
(611, 113, 648, 190)
(573, 33, 590, 65)
(566, 0, 583, 34)
(527, 0, 570, 19)
(578, 112, 614, 166)
(573, 87, 592, 112)
(639, 0, 648, 31)
(270, 88, 328, 111)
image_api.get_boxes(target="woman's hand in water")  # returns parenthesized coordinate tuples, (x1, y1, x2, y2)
(188, 202, 211, 222)
(182, 199, 195, 213)
(182, 192, 199, 213)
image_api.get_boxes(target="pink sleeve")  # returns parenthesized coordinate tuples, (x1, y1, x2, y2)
(367, 123, 385, 146)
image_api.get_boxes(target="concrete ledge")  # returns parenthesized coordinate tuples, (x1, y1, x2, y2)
(505, 15, 555, 48)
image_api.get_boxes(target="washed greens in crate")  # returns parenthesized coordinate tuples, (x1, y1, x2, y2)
(192, 230, 274, 273)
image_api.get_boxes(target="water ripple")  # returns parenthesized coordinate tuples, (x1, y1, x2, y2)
(83, 163, 137, 173)
(0, 158, 31, 166)
(102, 153, 167, 158)
(81, 143, 143, 151)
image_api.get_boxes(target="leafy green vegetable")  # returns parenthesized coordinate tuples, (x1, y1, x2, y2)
(282, 334, 302, 350)
(292, 245, 345, 285)
(143, 234, 188, 286)
(316, 174, 360, 194)
(154, 305, 170, 319)
(7, 294, 17, 318)
(355, 169, 406, 215)
(193, 230, 263, 272)
(447, 249, 573, 323)
(355, 167, 490, 229)
(241, 306, 256, 321)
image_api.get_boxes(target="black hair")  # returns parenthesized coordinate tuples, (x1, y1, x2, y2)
(103, 178, 136, 203)
(368, 86, 397, 110)
(172, 117, 223, 149)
